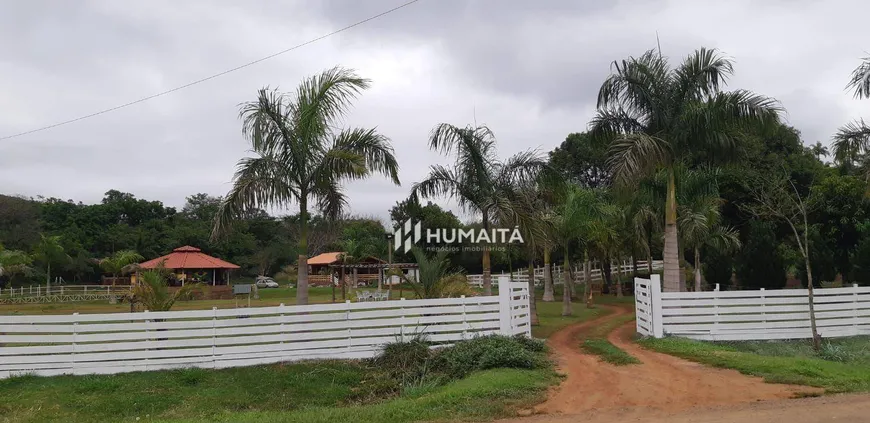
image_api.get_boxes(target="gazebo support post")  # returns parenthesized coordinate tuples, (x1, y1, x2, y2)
(212, 269, 216, 286)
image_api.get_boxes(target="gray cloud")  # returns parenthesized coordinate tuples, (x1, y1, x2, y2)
(1, 0, 868, 224)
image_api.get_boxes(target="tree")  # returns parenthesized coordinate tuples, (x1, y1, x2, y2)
(33, 234, 69, 285)
(213, 67, 400, 305)
(559, 186, 616, 308)
(401, 247, 473, 299)
(832, 57, 870, 177)
(590, 47, 781, 292)
(548, 132, 611, 188)
(412, 123, 546, 295)
(132, 269, 203, 312)
(744, 173, 821, 351)
(0, 243, 33, 284)
(99, 250, 144, 284)
(809, 142, 829, 160)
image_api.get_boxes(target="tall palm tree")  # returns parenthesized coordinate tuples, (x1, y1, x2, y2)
(833, 57, 870, 177)
(213, 67, 400, 305)
(411, 124, 546, 296)
(99, 250, 144, 285)
(678, 185, 741, 291)
(33, 234, 68, 286)
(809, 142, 829, 160)
(559, 186, 616, 308)
(590, 48, 781, 292)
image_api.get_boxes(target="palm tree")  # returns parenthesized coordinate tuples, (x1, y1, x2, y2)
(677, 185, 741, 291)
(33, 234, 69, 286)
(554, 185, 616, 308)
(590, 48, 781, 292)
(810, 142, 829, 160)
(412, 123, 546, 296)
(402, 247, 473, 299)
(213, 67, 400, 305)
(132, 269, 203, 312)
(337, 237, 379, 300)
(833, 57, 870, 177)
(99, 250, 144, 285)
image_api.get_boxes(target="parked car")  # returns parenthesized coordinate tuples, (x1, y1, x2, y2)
(255, 277, 279, 288)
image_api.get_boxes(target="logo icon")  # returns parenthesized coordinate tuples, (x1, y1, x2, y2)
(394, 219, 422, 253)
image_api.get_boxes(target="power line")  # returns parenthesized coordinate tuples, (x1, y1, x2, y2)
(1, 0, 422, 141)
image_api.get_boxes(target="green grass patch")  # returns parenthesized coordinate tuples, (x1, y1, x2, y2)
(156, 368, 557, 423)
(638, 336, 870, 393)
(532, 295, 609, 339)
(581, 339, 641, 365)
(577, 313, 641, 365)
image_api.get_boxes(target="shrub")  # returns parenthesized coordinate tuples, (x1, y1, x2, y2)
(433, 335, 547, 378)
(819, 342, 854, 363)
(372, 335, 435, 388)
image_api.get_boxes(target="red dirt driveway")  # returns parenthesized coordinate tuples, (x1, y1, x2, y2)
(497, 304, 870, 423)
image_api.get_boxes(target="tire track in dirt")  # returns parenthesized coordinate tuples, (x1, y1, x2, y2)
(528, 304, 822, 417)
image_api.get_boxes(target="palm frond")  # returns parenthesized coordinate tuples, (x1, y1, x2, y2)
(674, 48, 734, 100)
(329, 127, 400, 184)
(832, 119, 870, 165)
(588, 108, 646, 142)
(411, 165, 479, 213)
(212, 155, 296, 240)
(847, 57, 870, 99)
(597, 49, 669, 118)
(606, 133, 671, 186)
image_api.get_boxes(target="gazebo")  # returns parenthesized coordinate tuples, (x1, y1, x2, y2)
(135, 246, 240, 286)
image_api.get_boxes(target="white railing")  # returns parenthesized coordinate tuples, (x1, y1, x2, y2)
(635, 276, 870, 341)
(468, 260, 663, 288)
(0, 276, 530, 379)
(0, 285, 128, 305)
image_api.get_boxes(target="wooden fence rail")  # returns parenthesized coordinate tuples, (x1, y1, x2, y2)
(0, 276, 530, 379)
(634, 276, 870, 341)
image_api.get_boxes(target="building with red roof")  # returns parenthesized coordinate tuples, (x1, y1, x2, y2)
(136, 246, 240, 286)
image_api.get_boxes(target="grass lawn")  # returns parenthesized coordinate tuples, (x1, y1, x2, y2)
(531, 291, 608, 339)
(578, 312, 640, 365)
(638, 336, 870, 393)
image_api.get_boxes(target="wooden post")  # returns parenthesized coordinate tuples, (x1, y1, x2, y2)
(71, 312, 79, 373)
(345, 300, 352, 352)
(399, 297, 406, 342)
(853, 284, 860, 336)
(460, 295, 468, 340)
(498, 275, 512, 335)
(212, 307, 218, 369)
(212, 269, 216, 287)
(760, 288, 767, 329)
(650, 274, 664, 338)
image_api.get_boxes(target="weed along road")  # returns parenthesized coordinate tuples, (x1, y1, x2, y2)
(497, 305, 870, 423)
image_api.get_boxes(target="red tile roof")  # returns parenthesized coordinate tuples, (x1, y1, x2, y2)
(138, 246, 240, 270)
(307, 252, 343, 265)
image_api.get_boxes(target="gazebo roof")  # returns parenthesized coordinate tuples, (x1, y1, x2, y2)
(138, 246, 240, 270)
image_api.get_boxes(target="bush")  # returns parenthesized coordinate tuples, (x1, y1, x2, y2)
(433, 335, 548, 379)
(372, 335, 435, 389)
(819, 342, 855, 363)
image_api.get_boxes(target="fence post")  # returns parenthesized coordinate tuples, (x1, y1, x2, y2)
(71, 312, 79, 374)
(853, 284, 860, 336)
(399, 298, 406, 342)
(212, 307, 218, 369)
(60, 286, 64, 296)
(712, 284, 720, 338)
(279, 303, 285, 345)
(144, 310, 151, 370)
(84, 286, 88, 295)
(29, 286, 32, 295)
(760, 288, 766, 328)
(460, 295, 468, 340)
(345, 300, 352, 353)
(498, 275, 512, 335)
(650, 274, 664, 338)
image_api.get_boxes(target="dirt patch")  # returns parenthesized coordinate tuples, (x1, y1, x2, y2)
(526, 304, 821, 417)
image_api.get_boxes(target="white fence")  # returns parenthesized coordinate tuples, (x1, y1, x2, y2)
(0, 285, 127, 304)
(468, 260, 663, 288)
(0, 276, 531, 379)
(635, 276, 870, 341)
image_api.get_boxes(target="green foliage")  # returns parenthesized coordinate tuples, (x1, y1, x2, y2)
(432, 335, 548, 379)
(549, 132, 610, 188)
(403, 247, 473, 299)
(132, 269, 204, 311)
(639, 336, 870, 393)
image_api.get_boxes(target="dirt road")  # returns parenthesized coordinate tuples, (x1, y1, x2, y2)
(498, 304, 864, 423)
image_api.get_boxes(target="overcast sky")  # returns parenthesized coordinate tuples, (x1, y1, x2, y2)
(1, 0, 867, 225)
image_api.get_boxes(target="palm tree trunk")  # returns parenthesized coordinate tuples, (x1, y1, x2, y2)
(481, 210, 492, 296)
(584, 250, 594, 308)
(562, 248, 572, 316)
(615, 256, 623, 298)
(527, 260, 538, 325)
(331, 272, 336, 303)
(542, 248, 554, 302)
(694, 247, 702, 292)
(46, 262, 51, 285)
(647, 252, 653, 275)
(296, 199, 310, 305)
(805, 256, 821, 351)
(663, 167, 681, 292)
